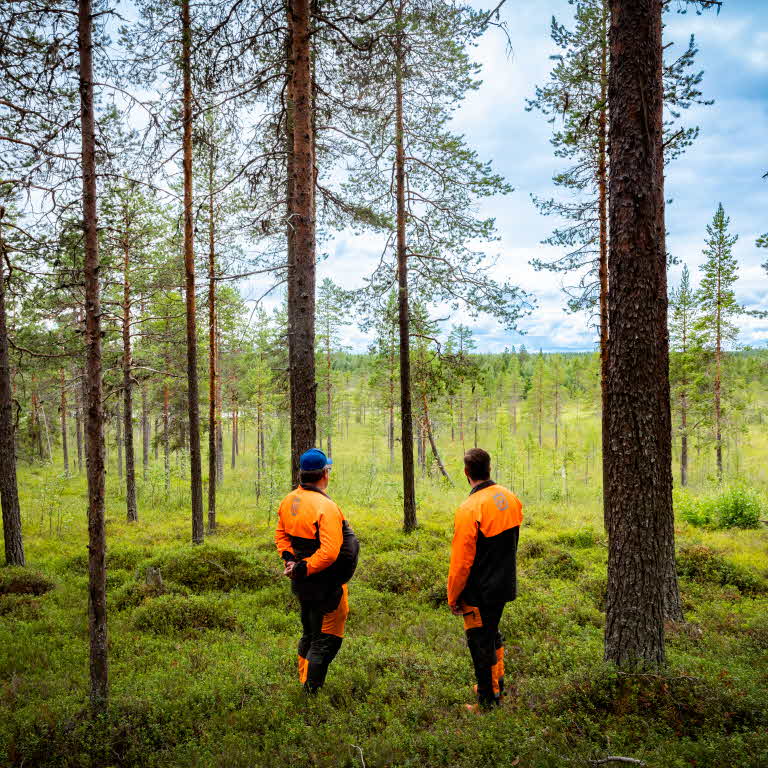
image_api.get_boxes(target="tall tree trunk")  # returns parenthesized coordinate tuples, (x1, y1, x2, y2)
(31, 379, 42, 459)
(79, 0, 108, 709)
(598, 0, 610, 501)
(287, 0, 317, 486)
(74, 371, 83, 474)
(394, 21, 417, 532)
(122, 237, 138, 523)
(181, 0, 204, 544)
(60, 372, 69, 476)
(116, 403, 123, 481)
(604, 0, 677, 666)
(680, 389, 688, 487)
(231, 401, 237, 470)
(207, 151, 217, 532)
(0, 208, 24, 566)
(423, 392, 451, 483)
(163, 380, 170, 492)
(141, 377, 149, 481)
(215, 329, 224, 484)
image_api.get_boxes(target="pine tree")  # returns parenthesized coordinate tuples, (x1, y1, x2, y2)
(695, 203, 741, 482)
(669, 265, 704, 487)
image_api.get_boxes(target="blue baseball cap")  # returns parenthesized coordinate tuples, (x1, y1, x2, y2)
(299, 448, 333, 472)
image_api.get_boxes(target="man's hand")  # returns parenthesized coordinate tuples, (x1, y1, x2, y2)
(283, 561, 296, 579)
(449, 603, 463, 616)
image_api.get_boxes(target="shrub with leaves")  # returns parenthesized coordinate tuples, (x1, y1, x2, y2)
(152, 547, 277, 593)
(676, 545, 767, 595)
(0, 567, 54, 596)
(133, 594, 239, 634)
(113, 580, 191, 611)
(676, 486, 764, 530)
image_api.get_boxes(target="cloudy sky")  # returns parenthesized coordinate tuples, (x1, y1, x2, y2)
(248, 0, 768, 352)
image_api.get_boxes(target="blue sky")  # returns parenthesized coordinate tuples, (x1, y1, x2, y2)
(295, 0, 768, 353)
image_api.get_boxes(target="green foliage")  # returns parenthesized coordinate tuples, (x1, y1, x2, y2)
(151, 546, 278, 593)
(676, 545, 767, 594)
(133, 594, 239, 634)
(360, 551, 446, 603)
(532, 550, 583, 580)
(0, 566, 54, 596)
(0, 594, 42, 620)
(676, 486, 765, 529)
(112, 580, 191, 611)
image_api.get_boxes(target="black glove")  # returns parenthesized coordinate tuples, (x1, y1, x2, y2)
(281, 551, 296, 563)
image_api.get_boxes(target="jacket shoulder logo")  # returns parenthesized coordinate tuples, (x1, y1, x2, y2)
(290, 497, 301, 517)
(493, 493, 508, 512)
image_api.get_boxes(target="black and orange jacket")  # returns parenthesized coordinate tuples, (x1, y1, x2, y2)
(275, 485, 359, 600)
(447, 480, 523, 607)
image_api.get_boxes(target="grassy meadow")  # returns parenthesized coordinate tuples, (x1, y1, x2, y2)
(1, 397, 767, 768)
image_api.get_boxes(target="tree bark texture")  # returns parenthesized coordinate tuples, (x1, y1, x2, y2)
(394, 23, 417, 532)
(181, 0, 205, 544)
(604, 0, 678, 666)
(79, 0, 109, 709)
(0, 209, 25, 567)
(287, 0, 317, 486)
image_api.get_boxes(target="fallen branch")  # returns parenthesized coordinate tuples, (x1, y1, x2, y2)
(590, 758, 646, 767)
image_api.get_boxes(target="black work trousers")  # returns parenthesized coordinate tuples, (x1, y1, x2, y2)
(463, 601, 506, 707)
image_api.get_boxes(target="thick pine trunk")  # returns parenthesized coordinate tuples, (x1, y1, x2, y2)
(287, 0, 317, 486)
(122, 240, 138, 522)
(79, 0, 108, 709)
(604, 0, 679, 665)
(0, 210, 24, 566)
(181, 0, 205, 544)
(207, 156, 217, 532)
(395, 25, 417, 532)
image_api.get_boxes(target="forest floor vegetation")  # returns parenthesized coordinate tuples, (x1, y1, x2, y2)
(1, 436, 767, 767)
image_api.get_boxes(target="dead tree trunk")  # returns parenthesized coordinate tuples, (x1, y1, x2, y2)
(604, 0, 679, 667)
(79, 0, 108, 709)
(287, 0, 317, 486)
(181, 0, 204, 544)
(0, 207, 24, 566)
(394, 17, 417, 532)
(422, 392, 451, 483)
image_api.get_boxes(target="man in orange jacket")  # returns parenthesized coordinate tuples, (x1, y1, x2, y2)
(448, 447, 523, 710)
(275, 448, 359, 693)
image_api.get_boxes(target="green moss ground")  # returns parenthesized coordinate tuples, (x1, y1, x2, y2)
(1, 422, 767, 768)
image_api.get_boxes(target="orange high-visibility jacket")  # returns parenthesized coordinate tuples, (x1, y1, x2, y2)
(275, 485, 345, 577)
(447, 481, 523, 607)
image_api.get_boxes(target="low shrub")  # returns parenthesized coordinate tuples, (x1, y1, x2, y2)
(0, 566, 54, 596)
(64, 546, 151, 574)
(360, 551, 446, 599)
(676, 545, 766, 595)
(532, 550, 583, 580)
(0, 594, 42, 620)
(578, 573, 607, 611)
(133, 594, 239, 633)
(112, 580, 191, 611)
(676, 486, 764, 530)
(555, 528, 601, 549)
(518, 539, 548, 559)
(152, 546, 277, 592)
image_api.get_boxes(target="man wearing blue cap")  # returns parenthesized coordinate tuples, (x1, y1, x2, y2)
(275, 448, 359, 692)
